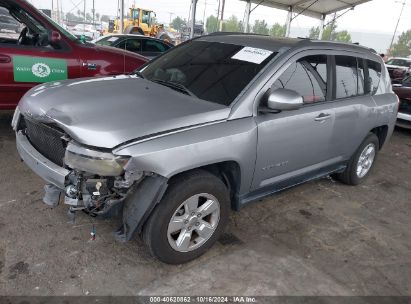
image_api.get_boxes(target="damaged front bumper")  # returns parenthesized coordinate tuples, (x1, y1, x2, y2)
(16, 131, 69, 189)
(15, 129, 168, 241)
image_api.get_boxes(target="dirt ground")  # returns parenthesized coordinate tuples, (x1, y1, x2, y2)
(0, 111, 410, 296)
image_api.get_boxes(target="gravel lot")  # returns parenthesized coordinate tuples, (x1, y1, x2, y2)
(0, 111, 410, 296)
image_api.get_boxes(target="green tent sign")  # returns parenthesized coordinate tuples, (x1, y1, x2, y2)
(13, 56, 68, 83)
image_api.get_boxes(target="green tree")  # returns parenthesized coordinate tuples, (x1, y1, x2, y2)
(252, 20, 269, 35)
(308, 26, 320, 39)
(270, 23, 286, 37)
(391, 30, 411, 57)
(171, 16, 185, 31)
(100, 14, 110, 23)
(317, 22, 351, 42)
(96, 12, 100, 21)
(321, 23, 337, 41)
(66, 12, 83, 22)
(223, 15, 241, 32)
(334, 30, 351, 43)
(206, 15, 218, 33)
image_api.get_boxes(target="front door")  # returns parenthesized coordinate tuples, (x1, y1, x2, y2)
(252, 55, 337, 191)
(0, 2, 80, 109)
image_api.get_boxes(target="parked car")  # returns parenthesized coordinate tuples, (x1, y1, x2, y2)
(13, 34, 398, 264)
(385, 57, 411, 81)
(393, 75, 411, 129)
(93, 34, 173, 60)
(0, 13, 19, 33)
(0, 0, 148, 110)
(71, 24, 100, 40)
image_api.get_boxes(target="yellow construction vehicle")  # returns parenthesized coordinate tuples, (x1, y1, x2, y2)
(107, 7, 171, 42)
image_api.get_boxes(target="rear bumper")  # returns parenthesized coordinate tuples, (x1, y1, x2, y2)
(16, 131, 69, 189)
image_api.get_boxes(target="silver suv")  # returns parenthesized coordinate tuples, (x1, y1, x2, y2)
(12, 34, 398, 264)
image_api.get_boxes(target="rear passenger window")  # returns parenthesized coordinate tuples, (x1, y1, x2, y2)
(142, 40, 169, 52)
(273, 55, 327, 104)
(366, 60, 382, 95)
(335, 56, 358, 99)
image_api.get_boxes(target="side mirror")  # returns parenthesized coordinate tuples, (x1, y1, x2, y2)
(267, 87, 304, 111)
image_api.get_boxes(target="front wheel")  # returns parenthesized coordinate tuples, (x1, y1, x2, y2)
(142, 170, 230, 264)
(336, 133, 379, 185)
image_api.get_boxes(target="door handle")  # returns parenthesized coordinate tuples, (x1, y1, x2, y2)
(314, 113, 332, 122)
(0, 54, 11, 63)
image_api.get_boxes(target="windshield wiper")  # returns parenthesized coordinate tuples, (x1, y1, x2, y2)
(151, 79, 197, 98)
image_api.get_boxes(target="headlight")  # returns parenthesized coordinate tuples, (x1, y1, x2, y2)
(11, 106, 21, 131)
(64, 142, 130, 176)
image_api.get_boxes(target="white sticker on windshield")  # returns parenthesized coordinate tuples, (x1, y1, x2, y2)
(232, 47, 273, 64)
(107, 37, 119, 42)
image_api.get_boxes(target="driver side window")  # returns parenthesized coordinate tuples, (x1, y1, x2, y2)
(273, 55, 328, 104)
(0, 4, 49, 48)
(0, 6, 24, 42)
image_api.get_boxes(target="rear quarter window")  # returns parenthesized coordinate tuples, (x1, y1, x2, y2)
(366, 59, 382, 95)
(335, 56, 358, 99)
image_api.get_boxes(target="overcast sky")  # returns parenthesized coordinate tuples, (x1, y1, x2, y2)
(28, 0, 410, 36)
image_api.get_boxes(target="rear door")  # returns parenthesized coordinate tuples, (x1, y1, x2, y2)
(0, 3, 80, 109)
(328, 55, 378, 160)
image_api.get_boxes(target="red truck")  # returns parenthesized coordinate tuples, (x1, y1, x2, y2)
(0, 0, 148, 110)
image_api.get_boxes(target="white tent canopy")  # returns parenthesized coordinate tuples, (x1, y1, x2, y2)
(188, 0, 372, 38)
(241, 0, 372, 20)
(241, 0, 372, 36)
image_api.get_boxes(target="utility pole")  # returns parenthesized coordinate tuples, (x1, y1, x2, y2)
(190, 0, 198, 38)
(389, 0, 409, 53)
(219, 0, 225, 31)
(168, 12, 174, 24)
(217, 0, 221, 24)
(83, 0, 86, 30)
(203, 1, 208, 24)
(92, 0, 95, 25)
(120, 0, 124, 33)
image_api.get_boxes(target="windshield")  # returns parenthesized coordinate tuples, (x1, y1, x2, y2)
(140, 40, 276, 106)
(386, 59, 411, 67)
(40, 11, 80, 42)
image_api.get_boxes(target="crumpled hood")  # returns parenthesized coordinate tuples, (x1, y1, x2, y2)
(18, 75, 230, 149)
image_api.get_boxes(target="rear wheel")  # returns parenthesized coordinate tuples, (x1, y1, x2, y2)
(142, 170, 230, 264)
(336, 133, 379, 185)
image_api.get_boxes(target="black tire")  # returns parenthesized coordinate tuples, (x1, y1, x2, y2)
(142, 170, 230, 264)
(336, 133, 379, 185)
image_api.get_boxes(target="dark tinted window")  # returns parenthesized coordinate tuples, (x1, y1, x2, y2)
(116, 40, 127, 50)
(125, 39, 142, 52)
(366, 60, 382, 95)
(141, 41, 276, 106)
(335, 56, 358, 99)
(273, 55, 328, 103)
(142, 39, 170, 52)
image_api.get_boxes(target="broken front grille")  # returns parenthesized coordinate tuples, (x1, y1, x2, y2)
(23, 117, 66, 167)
